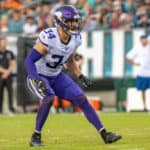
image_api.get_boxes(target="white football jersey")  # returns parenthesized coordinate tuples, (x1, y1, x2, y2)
(126, 43, 150, 77)
(35, 28, 82, 77)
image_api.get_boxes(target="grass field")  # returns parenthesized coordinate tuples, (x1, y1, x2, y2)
(0, 112, 150, 150)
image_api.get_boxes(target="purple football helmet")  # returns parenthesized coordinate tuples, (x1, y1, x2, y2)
(54, 5, 81, 35)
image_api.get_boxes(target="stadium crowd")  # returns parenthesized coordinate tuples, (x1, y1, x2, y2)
(0, 0, 150, 34)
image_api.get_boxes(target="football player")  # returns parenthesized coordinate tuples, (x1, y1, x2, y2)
(25, 5, 122, 147)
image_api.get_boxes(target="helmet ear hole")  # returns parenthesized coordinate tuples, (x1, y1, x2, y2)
(57, 20, 61, 25)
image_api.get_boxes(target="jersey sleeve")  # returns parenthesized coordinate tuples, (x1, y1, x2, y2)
(7, 51, 15, 60)
(37, 28, 56, 49)
(75, 32, 82, 48)
(126, 47, 138, 60)
(37, 30, 49, 49)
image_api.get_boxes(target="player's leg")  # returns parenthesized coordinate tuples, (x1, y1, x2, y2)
(0, 80, 4, 113)
(27, 76, 55, 146)
(5, 77, 15, 112)
(75, 94, 122, 143)
(53, 73, 122, 143)
(136, 76, 149, 111)
(141, 91, 146, 111)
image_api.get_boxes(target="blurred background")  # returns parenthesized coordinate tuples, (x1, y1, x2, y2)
(0, 0, 150, 114)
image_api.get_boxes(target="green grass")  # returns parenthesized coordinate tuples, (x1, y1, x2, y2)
(0, 112, 150, 150)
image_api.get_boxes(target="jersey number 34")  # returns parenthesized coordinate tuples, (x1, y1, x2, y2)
(46, 55, 64, 69)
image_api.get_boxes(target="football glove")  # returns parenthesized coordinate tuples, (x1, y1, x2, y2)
(79, 74, 93, 88)
(30, 78, 48, 95)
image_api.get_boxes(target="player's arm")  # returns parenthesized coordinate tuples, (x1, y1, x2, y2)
(125, 48, 140, 66)
(1, 59, 16, 79)
(25, 41, 48, 93)
(8, 59, 16, 73)
(126, 57, 140, 66)
(0, 67, 6, 73)
(25, 41, 47, 80)
(66, 52, 93, 88)
(0, 51, 16, 79)
(126, 57, 134, 64)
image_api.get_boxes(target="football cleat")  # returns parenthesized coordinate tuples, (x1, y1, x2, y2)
(100, 130, 122, 144)
(30, 133, 44, 147)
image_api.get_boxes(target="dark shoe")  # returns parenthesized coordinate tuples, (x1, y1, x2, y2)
(9, 106, 16, 113)
(144, 108, 148, 112)
(100, 129, 122, 144)
(30, 132, 44, 147)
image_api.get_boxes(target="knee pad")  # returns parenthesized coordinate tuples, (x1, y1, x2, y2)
(76, 95, 89, 108)
(43, 95, 55, 106)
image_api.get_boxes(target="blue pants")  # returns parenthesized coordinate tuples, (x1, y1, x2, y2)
(136, 76, 150, 91)
(27, 72, 104, 132)
(27, 72, 84, 103)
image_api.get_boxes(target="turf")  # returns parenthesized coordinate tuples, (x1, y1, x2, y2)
(0, 112, 150, 150)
